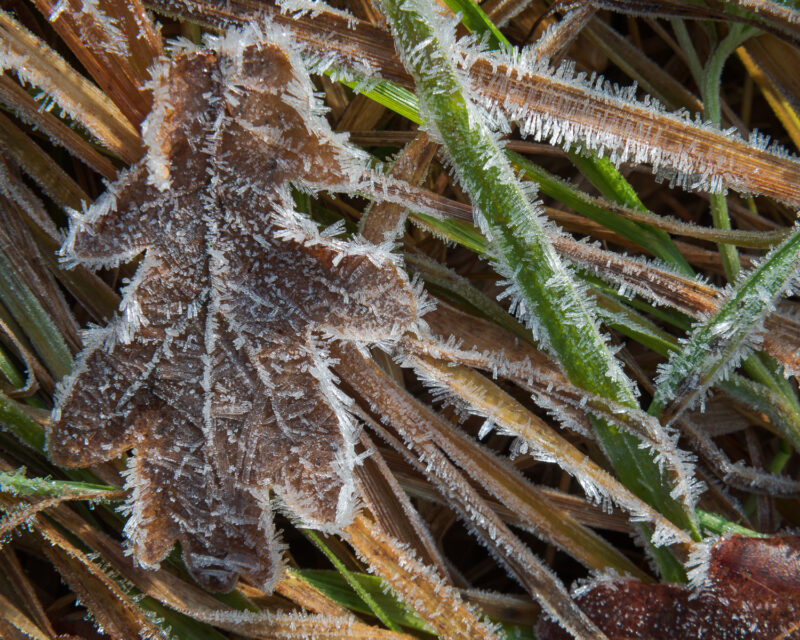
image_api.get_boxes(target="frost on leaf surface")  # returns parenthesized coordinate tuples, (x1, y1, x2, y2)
(538, 535, 800, 640)
(46, 23, 418, 593)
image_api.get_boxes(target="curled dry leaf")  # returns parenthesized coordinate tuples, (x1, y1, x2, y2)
(47, 22, 419, 593)
(538, 535, 800, 640)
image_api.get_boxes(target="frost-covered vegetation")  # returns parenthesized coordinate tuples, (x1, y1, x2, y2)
(1, 1, 800, 639)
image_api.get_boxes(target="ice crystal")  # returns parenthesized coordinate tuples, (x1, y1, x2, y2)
(47, 22, 418, 593)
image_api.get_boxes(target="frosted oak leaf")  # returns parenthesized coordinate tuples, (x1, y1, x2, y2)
(47, 23, 418, 593)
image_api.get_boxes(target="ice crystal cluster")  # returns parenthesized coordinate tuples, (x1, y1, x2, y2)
(47, 21, 419, 592)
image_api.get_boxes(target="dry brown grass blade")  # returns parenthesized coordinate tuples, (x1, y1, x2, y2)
(584, 17, 702, 112)
(761, 314, 800, 378)
(0, 155, 59, 239)
(0, 74, 118, 180)
(36, 521, 170, 640)
(149, 0, 800, 205)
(386, 452, 635, 534)
(0, 194, 80, 352)
(554, 233, 725, 313)
(0, 593, 51, 640)
(389, 390, 648, 577)
(730, 0, 800, 40)
(30, 0, 161, 126)
(346, 513, 503, 640)
(17, 204, 122, 323)
(0, 113, 88, 210)
(360, 132, 439, 243)
(484, 0, 545, 28)
(738, 35, 800, 151)
(531, 3, 596, 63)
(403, 349, 695, 547)
(359, 389, 645, 577)
(0, 547, 57, 639)
(679, 412, 800, 495)
(36, 500, 405, 640)
(0, 314, 44, 397)
(0, 8, 142, 161)
(356, 431, 453, 579)
(337, 344, 615, 639)
(475, 55, 800, 204)
(372, 305, 646, 576)
(274, 570, 355, 618)
(583, 0, 800, 45)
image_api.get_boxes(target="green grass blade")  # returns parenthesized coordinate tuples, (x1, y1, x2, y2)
(565, 152, 693, 275)
(650, 225, 800, 425)
(0, 391, 46, 451)
(304, 529, 402, 632)
(295, 569, 431, 632)
(0, 471, 117, 497)
(0, 250, 72, 380)
(336, 73, 422, 125)
(440, 0, 507, 50)
(695, 509, 767, 538)
(510, 152, 692, 273)
(378, 0, 699, 584)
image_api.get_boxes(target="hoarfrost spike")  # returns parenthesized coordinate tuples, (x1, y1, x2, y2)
(47, 21, 418, 593)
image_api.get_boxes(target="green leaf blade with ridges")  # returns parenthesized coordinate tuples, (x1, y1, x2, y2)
(378, 0, 699, 590)
(650, 225, 800, 428)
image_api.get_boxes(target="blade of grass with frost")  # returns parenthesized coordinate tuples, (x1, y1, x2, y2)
(694, 15, 800, 466)
(439, 0, 693, 274)
(304, 529, 402, 633)
(0, 472, 119, 498)
(0, 9, 142, 162)
(649, 225, 800, 432)
(0, 113, 89, 211)
(510, 152, 692, 270)
(0, 252, 72, 381)
(346, 514, 502, 640)
(294, 570, 442, 634)
(338, 347, 610, 639)
(379, 0, 702, 560)
(335, 55, 766, 264)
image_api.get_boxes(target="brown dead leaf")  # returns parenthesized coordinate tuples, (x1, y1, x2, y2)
(538, 535, 800, 640)
(47, 24, 417, 593)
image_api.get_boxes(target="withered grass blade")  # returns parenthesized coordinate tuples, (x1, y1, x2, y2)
(346, 513, 504, 640)
(29, 0, 161, 126)
(356, 432, 453, 579)
(0, 8, 142, 161)
(0, 113, 88, 210)
(0, 75, 118, 180)
(337, 343, 617, 639)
